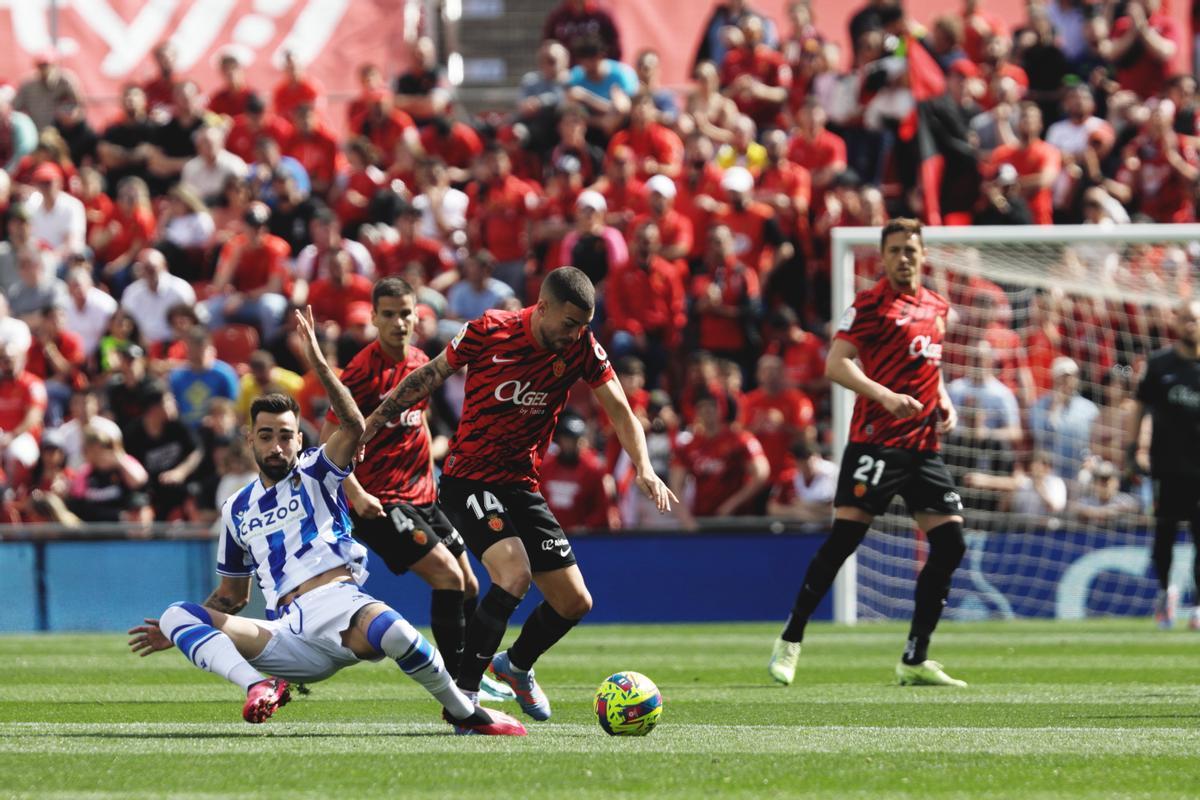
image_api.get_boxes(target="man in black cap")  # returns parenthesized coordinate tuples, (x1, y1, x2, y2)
(539, 414, 620, 532)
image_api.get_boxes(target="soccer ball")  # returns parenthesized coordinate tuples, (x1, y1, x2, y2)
(594, 671, 662, 736)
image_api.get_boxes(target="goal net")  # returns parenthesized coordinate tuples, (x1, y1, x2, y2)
(829, 224, 1200, 623)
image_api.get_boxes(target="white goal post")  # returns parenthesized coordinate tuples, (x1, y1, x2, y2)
(829, 224, 1200, 625)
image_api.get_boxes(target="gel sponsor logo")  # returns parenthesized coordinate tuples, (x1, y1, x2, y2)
(908, 334, 943, 363)
(494, 380, 550, 407)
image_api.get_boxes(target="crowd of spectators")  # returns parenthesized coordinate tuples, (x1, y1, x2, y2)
(0, 0, 1190, 531)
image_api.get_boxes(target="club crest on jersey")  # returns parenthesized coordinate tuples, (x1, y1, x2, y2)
(553, 359, 566, 377)
(291, 474, 301, 490)
(487, 514, 504, 532)
(908, 334, 943, 363)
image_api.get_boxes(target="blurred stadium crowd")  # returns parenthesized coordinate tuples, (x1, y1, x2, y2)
(0, 0, 1190, 531)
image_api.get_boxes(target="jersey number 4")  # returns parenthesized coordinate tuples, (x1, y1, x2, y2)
(852, 455, 886, 486)
(465, 491, 505, 519)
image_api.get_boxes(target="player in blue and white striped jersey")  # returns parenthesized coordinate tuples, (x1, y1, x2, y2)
(127, 307, 525, 735)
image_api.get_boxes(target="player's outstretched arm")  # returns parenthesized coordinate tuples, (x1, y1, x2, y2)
(826, 338, 923, 420)
(295, 305, 364, 469)
(362, 351, 457, 444)
(594, 377, 679, 513)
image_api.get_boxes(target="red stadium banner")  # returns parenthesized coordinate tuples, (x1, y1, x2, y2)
(0, 0, 411, 123)
(607, 0, 1193, 88)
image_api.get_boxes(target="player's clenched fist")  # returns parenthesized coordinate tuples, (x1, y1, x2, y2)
(881, 391, 924, 420)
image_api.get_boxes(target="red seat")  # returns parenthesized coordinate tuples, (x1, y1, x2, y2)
(211, 323, 259, 367)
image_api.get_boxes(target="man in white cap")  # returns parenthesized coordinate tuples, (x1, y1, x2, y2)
(559, 190, 628, 286)
(713, 165, 788, 276)
(1028, 356, 1099, 480)
(630, 174, 694, 266)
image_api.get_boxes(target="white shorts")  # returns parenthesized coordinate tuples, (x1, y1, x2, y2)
(248, 581, 384, 683)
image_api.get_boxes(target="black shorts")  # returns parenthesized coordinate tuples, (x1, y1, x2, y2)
(1154, 476, 1200, 520)
(833, 443, 964, 518)
(439, 475, 576, 572)
(350, 501, 466, 575)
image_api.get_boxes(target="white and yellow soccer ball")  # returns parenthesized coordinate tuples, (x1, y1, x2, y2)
(593, 671, 663, 736)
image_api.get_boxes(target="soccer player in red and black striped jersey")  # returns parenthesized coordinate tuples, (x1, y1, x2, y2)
(361, 266, 676, 720)
(768, 218, 970, 689)
(320, 277, 515, 701)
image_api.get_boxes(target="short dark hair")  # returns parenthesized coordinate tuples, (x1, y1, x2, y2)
(249, 393, 300, 426)
(880, 217, 923, 251)
(373, 276, 416, 308)
(541, 266, 595, 312)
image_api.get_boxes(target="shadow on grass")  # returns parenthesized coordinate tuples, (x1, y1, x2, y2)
(3, 730, 449, 739)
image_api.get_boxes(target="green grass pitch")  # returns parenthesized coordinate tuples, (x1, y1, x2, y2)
(1, 620, 1198, 799)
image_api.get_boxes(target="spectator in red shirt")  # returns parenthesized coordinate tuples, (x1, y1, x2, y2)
(419, 117, 484, 175)
(713, 165, 787, 276)
(986, 102, 1061, 225)
(0, 341, 47, 475)
(589, 145, 648, 233)
(544, 0, 623, 63)
(226, 94, 294, 165)
(272, 49, 322, 122)
(307, 250, 374, 327)
(346, 63, 388, 130)
(608, 219, 686, 386)
(788, 98, 847, 203)
(676, 132, 725, 263)
(1110, 0, 1178, 99)
(739, 353, 815, 492)
(540, 413, 620, 531)
(26, 305, 85, 426)
(670, 391, 770, 526)
(1114, 99, 1199, 223)
(720, 15, 792, 130)
(350, 91, 416, 170)
(332, 137, 385, 233)
(91, 176, 155, 292)
(763, 307, 828, 399)
(691, 223, 761, 370)
(286, 103, 342, 197)
(204, 202, 291, 339)
(961, 0, 1010, 63)
(466, 143, 540, 299)
(607, 93, 684, 179)
(141, 42, 181, 116)
(377, 203, 453, 287)
(207, 49, 254, 119)
(629, 173, 694, 271)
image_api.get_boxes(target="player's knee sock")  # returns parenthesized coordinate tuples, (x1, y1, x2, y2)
(457, 585, 523, 693)
(781, 519, 870, 642)
(429, 589, 466, 679)
(1153, 518, 1178, 591)
(905, 522, 966, 665)
(366, 609, 474, 720)
(507, 601, 580, 671)
(1190, 517, 1200, 598)
(463, 593, 478, 628)
(159, 602, 264, 691)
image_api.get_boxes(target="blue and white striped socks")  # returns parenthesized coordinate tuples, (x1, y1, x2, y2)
(367, 609, 474, 719)
(159, 602, 265, 692)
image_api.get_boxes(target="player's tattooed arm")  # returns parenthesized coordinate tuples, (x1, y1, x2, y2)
(363, 352, 456, 442)
(203, 576, 252, 615)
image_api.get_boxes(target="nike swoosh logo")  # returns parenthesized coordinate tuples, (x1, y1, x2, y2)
(557, 546, 571, 557)
(492, 356, 517, 363)
(896, 316, 911, 326)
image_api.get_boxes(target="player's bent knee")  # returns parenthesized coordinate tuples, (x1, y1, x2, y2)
(412, 545, 465, 591)
(160, 601, 213, 638)
(558, 589, 593, 620)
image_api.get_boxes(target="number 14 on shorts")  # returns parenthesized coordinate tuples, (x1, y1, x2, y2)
(466, 491, 506, 532)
